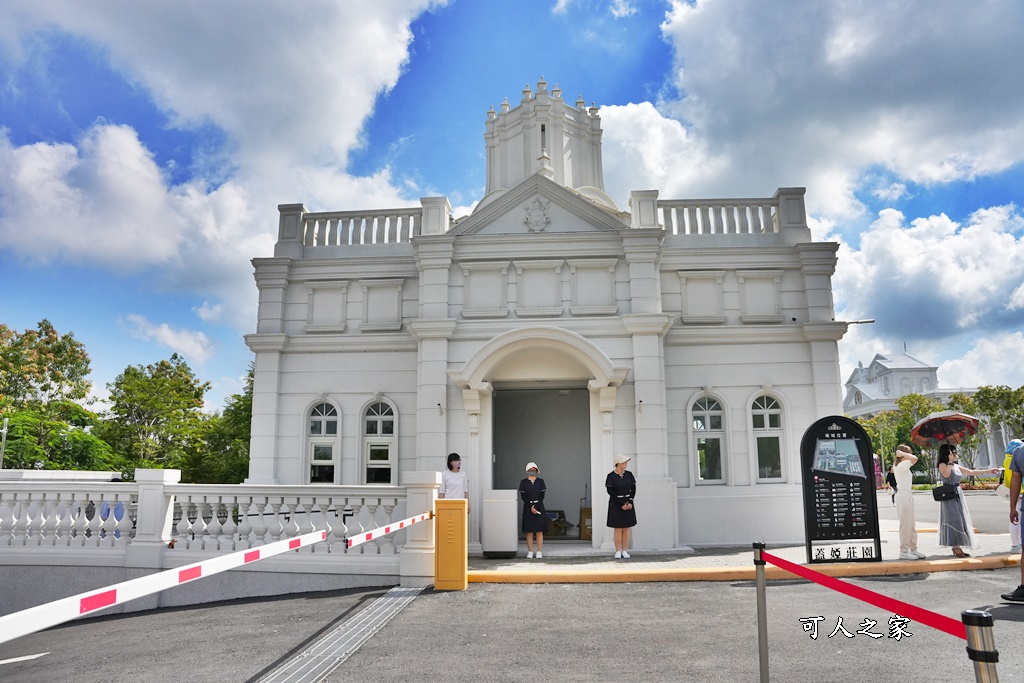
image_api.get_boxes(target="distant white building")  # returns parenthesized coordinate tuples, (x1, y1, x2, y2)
(842, 353, 947, 418)
(244, 78, 853, 550)
(843, 352, 998, 467)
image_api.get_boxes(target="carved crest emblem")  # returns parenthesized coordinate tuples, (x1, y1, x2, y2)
(523, 197, 551, 232)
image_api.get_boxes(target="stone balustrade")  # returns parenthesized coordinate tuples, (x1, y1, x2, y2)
(658, 198, 780, 236)
(302, 208, 422, 246)
(0, 470, 440, 614)
(0, 478, 412, 555)
(0, 481, 137, 549)
(167, 484, 406, 555)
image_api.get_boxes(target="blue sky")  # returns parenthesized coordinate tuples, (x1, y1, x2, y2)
(1, 0, 1023, 412)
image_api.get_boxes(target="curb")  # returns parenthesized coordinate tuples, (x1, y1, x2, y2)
(467, 554, 1021, 584)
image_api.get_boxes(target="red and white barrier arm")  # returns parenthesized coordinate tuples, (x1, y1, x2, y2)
(0, 529, 328, 646)
(346, 511, 432, 549)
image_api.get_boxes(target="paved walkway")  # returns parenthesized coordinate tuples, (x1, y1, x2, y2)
(466, 518, 1022, 582)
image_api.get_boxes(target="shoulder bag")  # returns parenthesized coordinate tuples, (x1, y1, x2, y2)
(931, 483, 958, 501)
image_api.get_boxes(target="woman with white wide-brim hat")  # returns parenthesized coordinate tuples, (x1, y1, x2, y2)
(606, 454, 636, 558)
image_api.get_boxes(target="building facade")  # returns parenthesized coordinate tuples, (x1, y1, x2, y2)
(244, 79, 851, 550)
(843, 353, 945, 418)
(843, 352, 998, 467)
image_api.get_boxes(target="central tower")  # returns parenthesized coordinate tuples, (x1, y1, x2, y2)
(483, 76, 609, 207)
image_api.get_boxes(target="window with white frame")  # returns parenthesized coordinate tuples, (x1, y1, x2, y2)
(308, 403, 339, 483)
(363, 402, 396, 484)
(751, 396, 783, 480)
(692, 397, 725, 483)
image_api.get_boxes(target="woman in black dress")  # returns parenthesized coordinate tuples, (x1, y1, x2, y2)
(606, 454, 636, 559)
(518, 462, 546, 559)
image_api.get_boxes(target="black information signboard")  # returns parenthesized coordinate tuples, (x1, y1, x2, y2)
(800, 415, 882, 564)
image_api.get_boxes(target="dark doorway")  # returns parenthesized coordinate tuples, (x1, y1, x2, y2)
(492, 386, 590, 537)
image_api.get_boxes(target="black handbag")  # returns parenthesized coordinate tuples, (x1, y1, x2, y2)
(932, 483, 958, 501)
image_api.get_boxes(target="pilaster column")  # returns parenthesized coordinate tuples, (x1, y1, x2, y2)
(125, 468, 181, 571)
(622, 314, 678, 550)
(797, 243, 840, 323)
(409, 320, 458, 469)
(621, 229, 665, 314)
(274, 204, 306, 258)
(399, 471, 441, 587)
(244, 335, 287, 484)
(774, 187, 812, 245)
(420, 197, 452, 236)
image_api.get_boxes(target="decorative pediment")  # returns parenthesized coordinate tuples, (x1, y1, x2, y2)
(452, 174, 626, 236)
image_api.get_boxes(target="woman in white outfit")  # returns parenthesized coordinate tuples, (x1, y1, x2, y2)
(892, 444, 924, 560)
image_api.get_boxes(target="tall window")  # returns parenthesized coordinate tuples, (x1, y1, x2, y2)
(752, 396, 783, 480)
(692, 397, 724, 483)
(363, 402, 396, 484)
(308, 403, 339, 483)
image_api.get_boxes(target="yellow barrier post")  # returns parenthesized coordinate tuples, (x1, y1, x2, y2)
(434, 498, 468, 590)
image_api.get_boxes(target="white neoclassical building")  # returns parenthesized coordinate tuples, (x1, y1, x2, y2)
(244, 78, 851, 551)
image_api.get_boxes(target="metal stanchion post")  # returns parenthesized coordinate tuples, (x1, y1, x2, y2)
(753, 541, 769, 683)
(962, 609, 999, 682)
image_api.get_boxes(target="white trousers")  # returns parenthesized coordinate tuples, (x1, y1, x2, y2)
(1012, 496, 1022, 547)
(895, 490, 917, 552)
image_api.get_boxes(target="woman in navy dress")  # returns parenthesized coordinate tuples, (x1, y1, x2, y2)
(518, 462, 546, 559)
(606, 454, 636, 559)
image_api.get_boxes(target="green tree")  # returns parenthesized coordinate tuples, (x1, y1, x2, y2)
(859, 410, 904, 468)
(945, 392, 981, 473)
(99, 354, 211, 474)
(2, 402, 125, 472)
(894, 393, 943, 482)
(181, 364, 253, 484)
(0, 319, 91, 408)
(973, 384, 1024, 446)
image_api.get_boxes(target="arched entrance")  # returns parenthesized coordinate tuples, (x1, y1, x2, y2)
(450, 327, 630, 549)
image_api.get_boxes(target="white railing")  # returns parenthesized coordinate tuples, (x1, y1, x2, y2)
(659, 198, 779, 236)
(167, 485, 405, 555)
(302, 208, 422, 246)
(0, 480, 407, 556)
(0, 483, 137, 549)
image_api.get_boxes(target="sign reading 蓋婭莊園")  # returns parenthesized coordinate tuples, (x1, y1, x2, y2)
(800, 416, 882, 564)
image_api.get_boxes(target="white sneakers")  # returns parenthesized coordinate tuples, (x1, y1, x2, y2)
(526, 551, 542, 559)
(913, 550, 926, 559)
(536, 551, 542, 559)
(899, 550, 926, 560)
(526, 551, 534, 559)
(1011, 545, 1022, 554)
(621, 551, 630, 559)
(614, 551, 622, 559)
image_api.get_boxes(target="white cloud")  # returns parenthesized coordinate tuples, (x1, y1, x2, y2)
(121, 313, 213, 365)
(832, 204, 1024, 388)
(938, 332, 1024, 389)
(552, 0, 573, 14)
(0, 125, 181, 266)
(610, 1, 637, 18)
(193, 301, 223, 323)
(600, 102, 722, 208)
(652, 0, 1024, 217)
(0, 2, 444, 333)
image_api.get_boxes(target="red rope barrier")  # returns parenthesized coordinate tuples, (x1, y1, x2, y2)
(762, 551, 966, 640)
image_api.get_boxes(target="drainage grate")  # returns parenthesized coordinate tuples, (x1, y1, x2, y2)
(258, 586, 423, 683)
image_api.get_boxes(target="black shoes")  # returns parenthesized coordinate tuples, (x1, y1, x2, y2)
(1001, 585, 1024, 603)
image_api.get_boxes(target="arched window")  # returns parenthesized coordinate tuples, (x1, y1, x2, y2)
(363, 401, 396, 484)
(751, 396, 783, 481)
(692, 397, 725, 483)
(308, 403, 339, 483)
